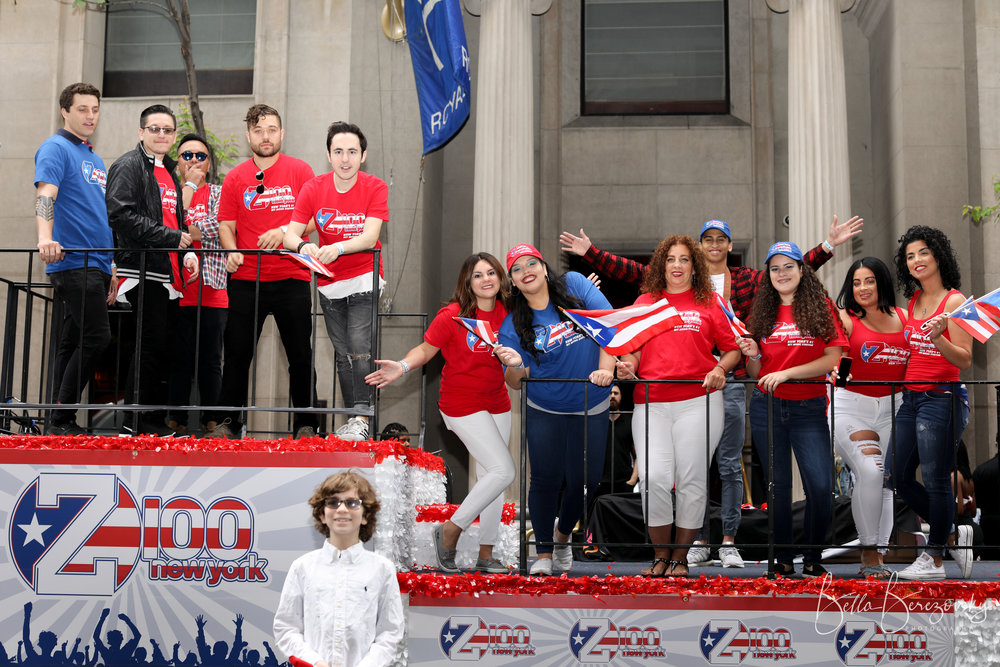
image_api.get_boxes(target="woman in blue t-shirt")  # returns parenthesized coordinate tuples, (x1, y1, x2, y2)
(499, 243, 615, 576)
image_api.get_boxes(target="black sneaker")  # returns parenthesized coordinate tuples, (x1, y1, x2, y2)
(801, 563, 829, 578)
(47, 420, 86, 436)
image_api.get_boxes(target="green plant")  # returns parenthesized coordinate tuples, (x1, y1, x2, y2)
(168, 101, 240, 183)
(963, 175, 1000, 224)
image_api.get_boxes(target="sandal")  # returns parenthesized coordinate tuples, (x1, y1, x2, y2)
(859, 564, 892, 580)
(640, 558, 670, 578)
(667, 560, 690, 578)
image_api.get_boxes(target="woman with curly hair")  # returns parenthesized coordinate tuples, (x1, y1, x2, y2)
(831, 257, 908, 579)
(888, 225, 973, 580)
(499, 243, 615, 576)
(616, 235, 741, 577)
(366, 252, 522, 574)
(741, 242, 846, 577)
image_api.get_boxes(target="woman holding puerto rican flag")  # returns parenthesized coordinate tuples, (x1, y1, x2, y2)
(366, 252, 523, 575)
(615, 235, 742, 578)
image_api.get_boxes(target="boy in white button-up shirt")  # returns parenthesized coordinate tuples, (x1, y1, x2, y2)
(274, 472, 404, 667)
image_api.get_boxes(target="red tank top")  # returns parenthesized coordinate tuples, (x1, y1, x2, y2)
(846, 307, 909, 397)
(904, 289, 962, 391)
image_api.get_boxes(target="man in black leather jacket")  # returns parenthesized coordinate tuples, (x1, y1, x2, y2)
(106, 104, 198, 434)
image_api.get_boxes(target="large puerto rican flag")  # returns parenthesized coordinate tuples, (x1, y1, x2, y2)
(562, 298, 683, 355)
(948, 295, 1000, 343)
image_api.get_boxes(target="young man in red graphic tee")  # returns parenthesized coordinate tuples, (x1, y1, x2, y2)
(106, 104, 199, 435)
(285, 122, 388, 441)
(211, 104, 319, 439)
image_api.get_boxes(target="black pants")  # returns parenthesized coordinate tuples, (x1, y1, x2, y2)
(123, 280, 179, 425)
(168, 305, 227, 428)
(48, 268, 112, 426)
(213, 279, 317, 433)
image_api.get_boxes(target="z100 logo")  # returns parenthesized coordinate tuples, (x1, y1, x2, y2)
(835, 622, 932, 664)
(439, 616, 535, 660)
(8, 472, 267, 596)
(700, 620, 796, 663)
(569, 618, 664, 662)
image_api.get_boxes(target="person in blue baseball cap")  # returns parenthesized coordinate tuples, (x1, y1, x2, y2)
(560, 215, 862, 569)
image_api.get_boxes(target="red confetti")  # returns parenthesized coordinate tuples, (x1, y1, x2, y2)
(416, 503, 517, 525)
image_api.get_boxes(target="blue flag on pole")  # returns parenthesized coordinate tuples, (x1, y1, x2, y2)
(405, 0, 471, 154)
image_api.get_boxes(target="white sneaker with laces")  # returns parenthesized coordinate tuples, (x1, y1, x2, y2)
(687, 543, 712, 566)
(897, 552, 945, 581)
(529, 558, 553, 576)
(335, 416, 369, 441)
(949, 524, 973, 579)
(719, 545, 745, 568)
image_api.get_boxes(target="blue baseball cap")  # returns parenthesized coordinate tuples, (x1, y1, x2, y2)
(699, 219, 731, 240)
(764, 241, 804, 265)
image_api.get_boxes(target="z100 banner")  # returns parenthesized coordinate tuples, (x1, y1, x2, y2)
(406, 593, 954, 666)
(0, 448, 375, 666)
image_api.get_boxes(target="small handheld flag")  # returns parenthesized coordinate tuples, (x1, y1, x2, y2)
(286, 252, 334, 279)
(453, 317, 499, 348)
(714, 293, 751, 337)
(563, 298, 683, 355)
(948, 296, 1000, 343)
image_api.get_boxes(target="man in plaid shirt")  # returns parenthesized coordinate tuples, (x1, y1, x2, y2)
(560, 214, 863, 568)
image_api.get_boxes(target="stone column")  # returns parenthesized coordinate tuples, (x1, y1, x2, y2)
(770, 0, 854, 287)
(466, 0, 550, 256)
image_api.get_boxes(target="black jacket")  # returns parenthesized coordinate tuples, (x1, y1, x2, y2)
(106, 142, 187, 282)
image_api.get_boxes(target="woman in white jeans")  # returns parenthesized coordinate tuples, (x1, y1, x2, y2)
(617, 236, 741, 578)
(831, 257, 908, 579)
(366, 252, 523, 573)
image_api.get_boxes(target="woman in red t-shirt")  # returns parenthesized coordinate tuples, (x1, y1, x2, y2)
(365, 253, 523, 574)
(831, 257, 908, 579)
(887, 226, 973, 581)
(741, 242, 846, 578)
(616, 236, 741, 578)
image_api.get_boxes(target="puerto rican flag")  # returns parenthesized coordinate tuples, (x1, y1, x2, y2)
(714, 293, 751, 337)
(948, 296, 1000, 343)
(453, 317, 499, 348)
(285, 252, 334, 279)
(975, 287, 1000, 322)
(562, 298, 683, 355)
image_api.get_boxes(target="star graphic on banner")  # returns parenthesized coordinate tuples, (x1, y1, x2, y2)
(702, 634, 716, 647)
(839, 636, 851, 649)
(442, 631, 455, 644)
(573, 632, 585, 646)
(19, 513, 51, 547)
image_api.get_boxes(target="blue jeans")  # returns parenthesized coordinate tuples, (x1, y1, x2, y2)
(526, 405, 608, 555)
(887, 389, 969, 557)
(699, 378, 746, 540)
(319, 291, 375, 410)
(749, 389, 833, 566)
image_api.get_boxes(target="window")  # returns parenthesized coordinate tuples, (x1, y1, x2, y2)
(103, 0, 256, 97)
(582, 0, 728, 115)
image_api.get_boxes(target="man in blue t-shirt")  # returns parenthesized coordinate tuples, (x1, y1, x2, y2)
(34, 82, 117, 435)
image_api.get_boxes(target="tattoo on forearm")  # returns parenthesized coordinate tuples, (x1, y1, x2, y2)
(35, 195, 54, 222)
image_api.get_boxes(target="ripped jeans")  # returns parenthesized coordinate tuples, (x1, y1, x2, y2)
(319, 290, 375, 410)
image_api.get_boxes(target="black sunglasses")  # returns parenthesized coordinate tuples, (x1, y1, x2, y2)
(181, 151, 208, 162)
(324, 497, 362, 510)
(255, 170, 265, 194)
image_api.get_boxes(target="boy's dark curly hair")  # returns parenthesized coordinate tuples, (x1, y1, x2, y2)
(748, 262, 838, 342)
(641, 235, 713, 305)
(894, 225, 962, 299)
(508, 261, 582, 363)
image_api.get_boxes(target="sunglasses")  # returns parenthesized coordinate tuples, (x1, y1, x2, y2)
(324, 497, 362, 510)
(143, 125, 176, 136)
(180, 151, 208, 162)
(255, 170, 265, 194)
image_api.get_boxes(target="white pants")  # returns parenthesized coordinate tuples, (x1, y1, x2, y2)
(830, 388, 899, 548)
(440, 410, 515, 545)
(632, 393, 724, 529)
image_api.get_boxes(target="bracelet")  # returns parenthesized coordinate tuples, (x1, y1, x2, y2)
(510, 363, 525, 370)
(822, 239, 834, 254)
(398, 359, 410, 374)
(336, 242, 346, 255)
(748, 353, 762, 361)
(714, 363, 726, 372)
(184, 181, 199, 191)
(296, 240, 312, 253)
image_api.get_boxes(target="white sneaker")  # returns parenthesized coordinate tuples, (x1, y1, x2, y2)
(687, 543, 712, 566)
(719, 545, 745, 568)
(553, 542, 573, 571)
(529, 558, 553, 576)
(949, 524, 973, 579)
(335, 416, 369, 441)
(897, 552, 945, 581)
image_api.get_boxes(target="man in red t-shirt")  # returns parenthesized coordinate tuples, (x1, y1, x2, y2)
(106, 104, 198, 435)
(285, 122, 388, 441)
(210, 104, 319, 439)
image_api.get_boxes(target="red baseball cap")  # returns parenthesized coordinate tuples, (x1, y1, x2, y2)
(506, 243, 544, 272)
